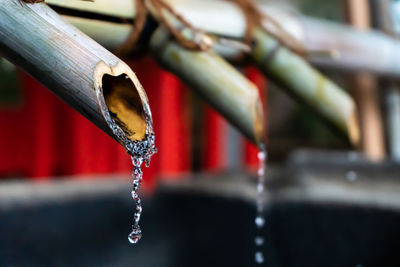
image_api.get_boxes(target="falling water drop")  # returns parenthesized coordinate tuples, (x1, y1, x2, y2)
(255, 236, 264, 246)
(348, 151, 358, 162)
(346, 170, 358, 182)
(128, 227, 142, 244)
(257, 183, 264, 193)
(255, 251, 264, 264)
(255, 216, 265, 228)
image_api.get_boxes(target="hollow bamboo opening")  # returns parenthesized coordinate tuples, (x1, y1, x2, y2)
(102, 74, 147, 141)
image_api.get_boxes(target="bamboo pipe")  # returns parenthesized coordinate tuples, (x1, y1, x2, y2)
(44, 0, 358, 144)
(0, 0, 151, 144)
(150, 27, 264, 145)
(251, 28, 360, 145)
(47, 0, 400, 78)
(166, 0, 400, 78)
(63, 15, 132, 51)
(48, 0, 355, 144)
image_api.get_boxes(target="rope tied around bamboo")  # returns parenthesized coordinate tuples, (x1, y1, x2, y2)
(113, 0, 147, 57)
(116, 0, 214, 57)
(231, 0, 306, 58)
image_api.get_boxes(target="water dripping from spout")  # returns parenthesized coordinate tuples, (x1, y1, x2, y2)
(254, 145, 267, 264)
(96, 86, 157, 244)
(346, 151, 358, 183)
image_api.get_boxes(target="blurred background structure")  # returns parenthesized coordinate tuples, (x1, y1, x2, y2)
(1, 0, 400, 266)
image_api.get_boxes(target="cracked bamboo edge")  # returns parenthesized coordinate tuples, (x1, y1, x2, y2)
(94, 61, 151, 142)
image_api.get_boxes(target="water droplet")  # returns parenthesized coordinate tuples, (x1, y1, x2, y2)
(255, 236, 264, 246)
(128, 227, 142, 244)
(348, 151, 358, 161)
(257, 183, 264, 193)
(258, 151, 266, 160)
(346, 170, 357, 182)
(255, 251, 264, 264)
(255, 216, 265, 228)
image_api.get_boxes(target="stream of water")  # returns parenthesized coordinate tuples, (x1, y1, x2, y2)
(96, 87, 157, 244)
(255, 146, 267, 264)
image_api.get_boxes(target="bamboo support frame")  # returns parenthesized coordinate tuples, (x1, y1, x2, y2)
(145, 0, 359, 145)
(47, 0, 400, 78)
(150, 27, 264, 145)
(6, 0, 366, 144)
(0, 0, 151, 144)
(44, 0, 364, 144)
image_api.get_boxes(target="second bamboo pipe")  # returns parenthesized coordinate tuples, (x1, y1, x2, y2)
(150, 27, 264, 145)
(251, 28, 360, 145)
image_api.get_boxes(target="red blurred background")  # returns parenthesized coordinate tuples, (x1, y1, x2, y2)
(0, 57, 266, 190)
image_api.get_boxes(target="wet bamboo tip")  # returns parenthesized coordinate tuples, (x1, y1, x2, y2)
(94, 62, 150, 142)
(250, 28, 360, 147)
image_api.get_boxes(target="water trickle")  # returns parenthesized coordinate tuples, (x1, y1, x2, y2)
(96, 85, 157, 244)
(255, 251, 264, 264)
(346, 151, 358, 182)
(346, 170, 357, 182)
(254, 146, 267, 264)
(254, 236, 264, 246)
(255, 216, 265, 228)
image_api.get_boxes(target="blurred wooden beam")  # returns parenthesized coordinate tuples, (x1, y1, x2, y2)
(345, 0, 386, 161)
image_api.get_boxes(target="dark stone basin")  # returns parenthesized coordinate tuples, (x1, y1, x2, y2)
(1, 150, 400, 267)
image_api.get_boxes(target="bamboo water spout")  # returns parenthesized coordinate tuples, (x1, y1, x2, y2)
(0, 0, 151, 144)
(150, 27, 264, 145)
(251, 28, 360, 145)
